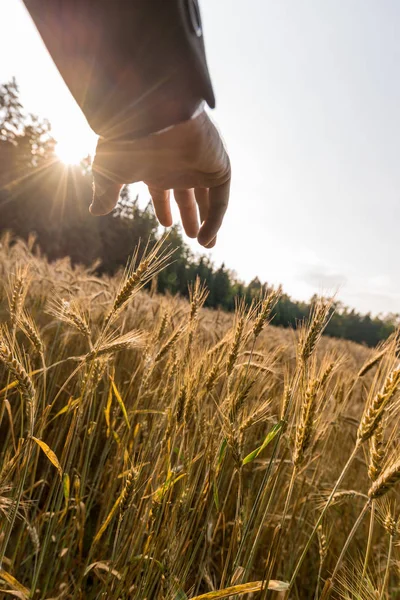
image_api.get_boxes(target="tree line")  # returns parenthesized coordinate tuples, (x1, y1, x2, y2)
(0, 78, 397, 346)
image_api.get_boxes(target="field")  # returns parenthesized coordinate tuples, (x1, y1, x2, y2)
(0, 233, 399, 599)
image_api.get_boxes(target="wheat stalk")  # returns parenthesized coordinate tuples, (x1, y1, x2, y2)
(48, 298, 91, 340)
(0, 335, 35, 404)
(86, 330, 144, 361)
(293, 379, 319, 466)
(119, 467, 138, 520)
(368, 420, 385, 481)
(104, 240, 173, 326)
(252, 287, 281, 339)
(227, 316, 245, 377)
(18, 312, 43, 356)
(369, 457, 400, 499)
(299, 300, 332, 364)
(358, 369, 400, 443)
(358, 349, 386, 378)
(8, 265, 29, 325)
(154, 327, 184, 363)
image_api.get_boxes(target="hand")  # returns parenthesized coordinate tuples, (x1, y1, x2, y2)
(90, 110, 231, 248)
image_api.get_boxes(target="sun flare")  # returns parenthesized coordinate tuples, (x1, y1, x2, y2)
(54, 127, 97, 166)
(55, 139, 86, 165)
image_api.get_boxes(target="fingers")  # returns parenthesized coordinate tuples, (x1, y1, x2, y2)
(92, 139, 122, 188)
(195, 188, 216, 247)
(173, 189, 200, 238)
(194, 188, 209, 224)
(149, 187, 172, 227)
(205, 236, 217, 249)
(90, 181, 123, 216)
(197, 178, 230, 247)
(91, 139, 125, 216)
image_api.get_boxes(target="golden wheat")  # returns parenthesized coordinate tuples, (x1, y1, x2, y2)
(0, 235, 398, 600)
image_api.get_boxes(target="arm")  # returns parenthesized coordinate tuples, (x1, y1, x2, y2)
(24, 0, 230, 248)
(23, 0, 215, 139)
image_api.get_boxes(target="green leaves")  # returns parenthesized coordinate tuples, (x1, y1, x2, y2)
(218, 438, 227, 466)
(242, 421, 283, 465)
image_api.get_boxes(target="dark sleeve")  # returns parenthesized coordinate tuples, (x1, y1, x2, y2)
(23, 0, 215, 139)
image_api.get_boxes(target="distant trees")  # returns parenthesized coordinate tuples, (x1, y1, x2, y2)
(0, 78, 55, 176)
(0, 79, 157, 267)
(0, 78, 398, 347)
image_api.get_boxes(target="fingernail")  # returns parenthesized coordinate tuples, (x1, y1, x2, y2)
(197, 231, 209, 247)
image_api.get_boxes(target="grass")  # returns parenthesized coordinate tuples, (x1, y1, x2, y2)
(0, 233, 400, 599)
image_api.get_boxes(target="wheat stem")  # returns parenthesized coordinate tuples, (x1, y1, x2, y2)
(288, 442, 360, 593)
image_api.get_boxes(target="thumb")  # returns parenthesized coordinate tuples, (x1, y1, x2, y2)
(90, 137, 123, 216)
(90, 179, 123, 216)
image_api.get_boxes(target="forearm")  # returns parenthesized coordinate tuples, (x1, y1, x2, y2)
(23, 0, 215, 139)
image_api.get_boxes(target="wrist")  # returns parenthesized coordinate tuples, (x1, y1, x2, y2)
(151, 101, 206, 136)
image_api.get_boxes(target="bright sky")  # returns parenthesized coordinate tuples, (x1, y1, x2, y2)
(1, 0, 400, 316)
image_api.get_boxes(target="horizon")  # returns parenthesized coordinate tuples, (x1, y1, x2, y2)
(2, 0, 400, 317)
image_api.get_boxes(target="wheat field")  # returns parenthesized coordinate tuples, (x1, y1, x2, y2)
(0, 233, 399, 600)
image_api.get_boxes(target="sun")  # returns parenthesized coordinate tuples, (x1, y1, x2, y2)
(55, 139, 85, 165)
(53, 124, 97, 166)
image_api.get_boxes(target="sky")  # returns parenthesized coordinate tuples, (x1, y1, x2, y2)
(1, 0, 400, 316)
